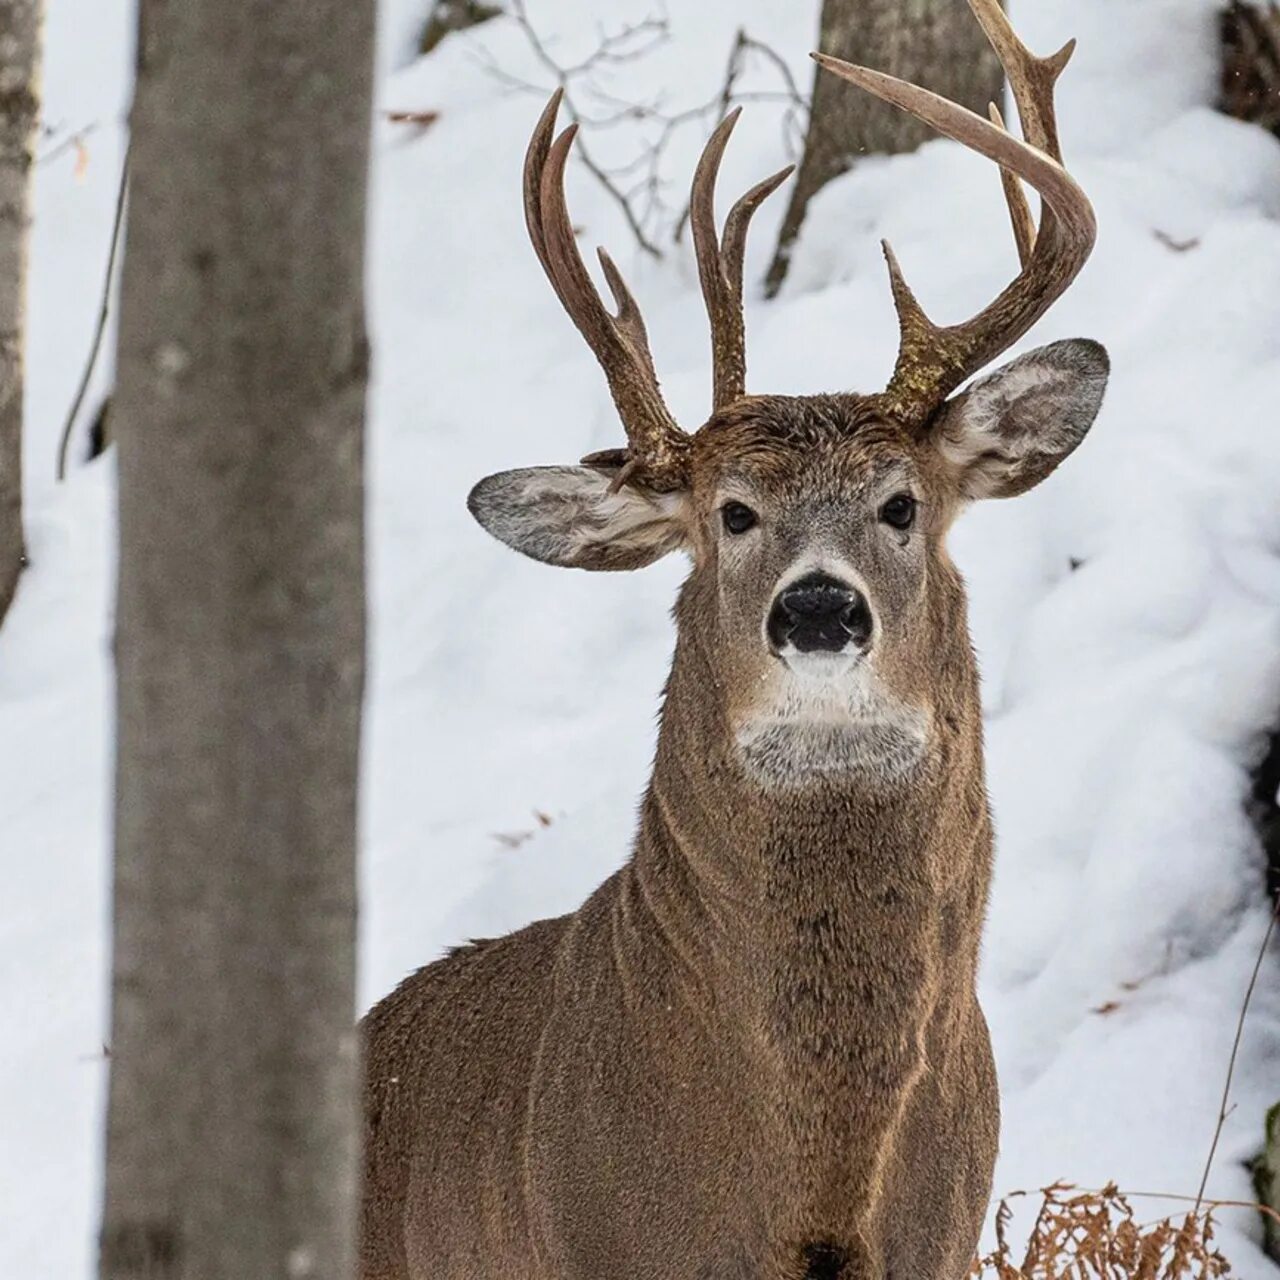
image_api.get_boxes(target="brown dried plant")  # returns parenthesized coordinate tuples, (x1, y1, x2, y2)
(969, 1183, 1231, 1279)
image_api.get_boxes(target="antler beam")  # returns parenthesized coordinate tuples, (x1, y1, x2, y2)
(812, 0, 1096, 430)
(689, 108, 793, 411)
(523, 92, 791, 488)
(524, 90, 689, 490)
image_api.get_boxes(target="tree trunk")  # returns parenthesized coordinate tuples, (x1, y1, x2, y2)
(765, 0, 1004, 297)
(1219, 2, 1280, 138)
(0, 0, 41, 621)
(1255, 1101, 1280, 1262)
(99, 1, 373, 1277)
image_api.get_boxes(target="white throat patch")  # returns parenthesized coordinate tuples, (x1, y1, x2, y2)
(734, 657, 930, 787)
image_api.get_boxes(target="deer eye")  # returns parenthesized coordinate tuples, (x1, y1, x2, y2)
(721, 502, 758, 535)
(880, 494, 917, 531)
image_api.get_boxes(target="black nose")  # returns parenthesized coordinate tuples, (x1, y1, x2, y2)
(767, 572, 873, 655)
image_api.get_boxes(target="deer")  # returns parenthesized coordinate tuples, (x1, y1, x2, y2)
(361, 4, 1108, 1277)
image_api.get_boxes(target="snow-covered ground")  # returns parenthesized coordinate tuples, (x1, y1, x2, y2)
(5, 0, 1280, 1275)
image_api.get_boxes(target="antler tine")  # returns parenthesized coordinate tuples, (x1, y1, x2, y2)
(596, 247, 661, 385)
(523, 91, 566, 305)
(967, 0, 1074, 163)
(988, 102, 1034, 268)
(811, 0, 1096, 431)
(523, 92, 688, 489)
(973, 0, 1075, 271)
(689, 108, 793, 411)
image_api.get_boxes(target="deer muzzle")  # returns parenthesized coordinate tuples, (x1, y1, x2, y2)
(767, 571, 874, 657)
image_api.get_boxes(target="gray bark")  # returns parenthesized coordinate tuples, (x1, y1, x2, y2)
(765, 0, 1004, 296)
(99, 1, 374, 1277)
(0, 0, 40, 620)
(1260, 1101, 1280, 1262)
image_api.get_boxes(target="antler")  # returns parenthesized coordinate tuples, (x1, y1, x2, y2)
(689, 108, 794, 411)
(524, 90, 689, 490)
(812, 0, 1096, 431)
(524, 92, 792, 487)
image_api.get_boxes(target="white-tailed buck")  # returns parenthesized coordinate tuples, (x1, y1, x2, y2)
(362, 3, 1108, 1277)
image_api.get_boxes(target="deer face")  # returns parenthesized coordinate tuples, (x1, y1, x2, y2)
(683, 399, 954, 781)
(470, 342, 1107, 783)
(469, 41, 1108, 782)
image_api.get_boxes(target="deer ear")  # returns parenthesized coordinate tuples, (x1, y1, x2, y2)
(933, 339, 1109, 500)
(467, 466, 687, 571)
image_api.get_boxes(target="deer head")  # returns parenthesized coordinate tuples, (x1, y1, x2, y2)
(470, 0, 1108, 787)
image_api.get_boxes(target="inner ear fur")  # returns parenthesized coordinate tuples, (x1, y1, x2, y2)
(467, 465, 687, 572)
(932, 338, 1110, 501)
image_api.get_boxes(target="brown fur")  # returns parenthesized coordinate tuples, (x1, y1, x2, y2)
(361, 397, 1009, 1280)
(364, 12, 1109, 1261)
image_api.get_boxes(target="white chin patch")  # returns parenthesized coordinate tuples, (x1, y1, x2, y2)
(734, 658, 930, 787)
(776, 649, 860, 681)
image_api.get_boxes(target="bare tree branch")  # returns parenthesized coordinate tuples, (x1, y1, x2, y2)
(56, 142, 129, 481)
(1220, 1, 1280, 135)
(472, 4, 807, 258)
(1194, 898, 1279, 1212)
(37, 121, 99, 168)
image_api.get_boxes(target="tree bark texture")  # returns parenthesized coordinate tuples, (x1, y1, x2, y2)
(765, 0, 1004, 296)
(1256, 1101, 1280, 1262)
(0, 0, 41, 620)
(100, 1, 374, 1277)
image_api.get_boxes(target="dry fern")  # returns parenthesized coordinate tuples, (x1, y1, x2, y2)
(968, 1183, 1231, 1279)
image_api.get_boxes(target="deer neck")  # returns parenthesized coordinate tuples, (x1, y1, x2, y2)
(629, 614, 992, 1049)
(620, 621, 992, 1223)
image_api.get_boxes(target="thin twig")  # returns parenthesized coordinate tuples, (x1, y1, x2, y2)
(516, 0, 669, 255)
(56, 142, 129, 482)
(560, 16, 667, 75)
(473, 4, 806, 258)
(384, 109, 440, 128)
(572, 130, 661, 257)
(37, 122, 98, 167)
(1079, 1187, 1280, 1229)
(738, 32, 807, 108)
(1194, 898, 1280, 1211)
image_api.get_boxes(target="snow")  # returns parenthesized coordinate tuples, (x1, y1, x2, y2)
(6, 0, 1280, 1275)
